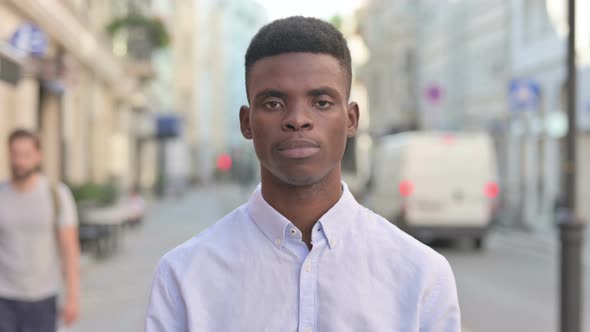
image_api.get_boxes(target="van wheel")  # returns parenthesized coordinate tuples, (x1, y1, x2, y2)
(473, 237, 484, 250)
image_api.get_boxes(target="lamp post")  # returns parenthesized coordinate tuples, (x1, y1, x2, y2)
(558, 0, 585, 331)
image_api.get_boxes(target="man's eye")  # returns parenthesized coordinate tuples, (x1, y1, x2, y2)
(314, 100, 333, 109)
(264, 101, 282, 109)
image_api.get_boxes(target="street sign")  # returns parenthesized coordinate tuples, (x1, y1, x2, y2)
(425, 83, 444, 105)
(509, 79, 541, 111)
(545, 111, 568, 138)
(9, 23, 48, 57)
(156, 115, 181, 139)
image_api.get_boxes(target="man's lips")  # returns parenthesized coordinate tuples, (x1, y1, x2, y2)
(276, 139, 320, 159)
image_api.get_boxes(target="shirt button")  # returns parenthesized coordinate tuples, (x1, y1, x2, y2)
(304, 262, 312, 272)
(303, 327, 312, 332)
(290, 228, 297, 236)
(275, 238, 281, 246)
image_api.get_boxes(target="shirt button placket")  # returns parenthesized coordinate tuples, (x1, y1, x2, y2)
(299, 254, 316, 332)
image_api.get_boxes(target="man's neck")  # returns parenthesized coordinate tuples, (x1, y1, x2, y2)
(261, 169, 343, 248)
(11, 173, 40, 192)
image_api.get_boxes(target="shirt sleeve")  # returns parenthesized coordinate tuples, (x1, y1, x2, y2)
(145, 257, 187, 332)
(420, 256, 462, 332)
(57, 183, 79, 228)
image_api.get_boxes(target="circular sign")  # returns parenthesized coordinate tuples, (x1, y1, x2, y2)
(509, 79, 541, 111)
(9, 23, 48, 57)
(545, 111, 568, 138)
(425, 83, 444, 105)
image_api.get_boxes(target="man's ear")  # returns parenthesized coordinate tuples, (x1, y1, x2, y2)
(240, 105, 253, 140)
(346, 102, 360, 138)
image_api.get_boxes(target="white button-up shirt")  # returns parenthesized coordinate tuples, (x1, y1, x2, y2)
(146, 183, 461, 332)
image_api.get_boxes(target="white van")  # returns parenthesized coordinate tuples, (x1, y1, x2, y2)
(366, 131, 500, 249)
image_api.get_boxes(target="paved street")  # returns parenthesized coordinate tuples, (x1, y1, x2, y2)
(73, 184, 249, 332)
(440, 230, 590, 332)
(74, 184, 590, 332)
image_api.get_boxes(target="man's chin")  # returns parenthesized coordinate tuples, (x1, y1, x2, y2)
(11, 169, 37, 182)
(280, 175, 321, 187)
(272, 170, 329, 187)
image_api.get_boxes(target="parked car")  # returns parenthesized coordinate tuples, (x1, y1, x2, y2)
(366, 131, 500, 249)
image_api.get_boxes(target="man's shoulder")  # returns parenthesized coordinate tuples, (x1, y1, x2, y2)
(358, 206, 449, 269)
(40, 178, 74, 204)
(40, 176, 69, 192)
(157, 204, 250, 270)
(55, 182, 74, 197)
(35, 175, 60, 192)
(0, 181, 9, 201)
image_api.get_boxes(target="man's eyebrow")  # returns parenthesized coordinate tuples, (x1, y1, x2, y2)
(254, 89, 287, 100)
(308, 87, 340, 98)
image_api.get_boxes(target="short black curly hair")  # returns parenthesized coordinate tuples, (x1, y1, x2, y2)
(245, 16, 352, 99)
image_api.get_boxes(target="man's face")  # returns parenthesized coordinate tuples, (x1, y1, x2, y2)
(9, 138, 41, 181)
(240, 53, 359, 186)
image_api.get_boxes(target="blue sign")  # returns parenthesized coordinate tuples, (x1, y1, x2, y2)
(509, 79, 541, 111)
(156, 115, 181, 139)
(9, 23, 48, 57)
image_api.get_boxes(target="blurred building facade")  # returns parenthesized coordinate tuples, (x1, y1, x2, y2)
(359, 0, 510, 133)
(0, 0, 269, 192)
(357, 1, 419, 137)
(0, 0, 142, 189)
(417, 0, 510, 131)
(171, 0, 198, 185)
(357, 0, 590, 230)
(186, 0, 267, 183)
(508, 0, 590, 229)
(339, 13, 373, 197)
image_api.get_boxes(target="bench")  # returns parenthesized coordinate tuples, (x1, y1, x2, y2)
(79, 202, 141, 258)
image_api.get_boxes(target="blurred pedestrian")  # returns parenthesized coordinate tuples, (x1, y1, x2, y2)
(146, 16, 460, 332)
(0, 129, 80, 332)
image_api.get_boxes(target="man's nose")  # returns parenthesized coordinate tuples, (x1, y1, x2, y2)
(281, 103, 313, 131)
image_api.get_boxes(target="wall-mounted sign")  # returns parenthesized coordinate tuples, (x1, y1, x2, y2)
(509, 79, 541, 112)
(9, 23, 48, 57)
(425, 83, 444, 105)
(156, 115, 182, 139)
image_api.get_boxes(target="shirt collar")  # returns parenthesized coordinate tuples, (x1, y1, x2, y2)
(317, 182, 359, 249)
(247, 184, 292, 248)
(246, 182, 360, 249)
